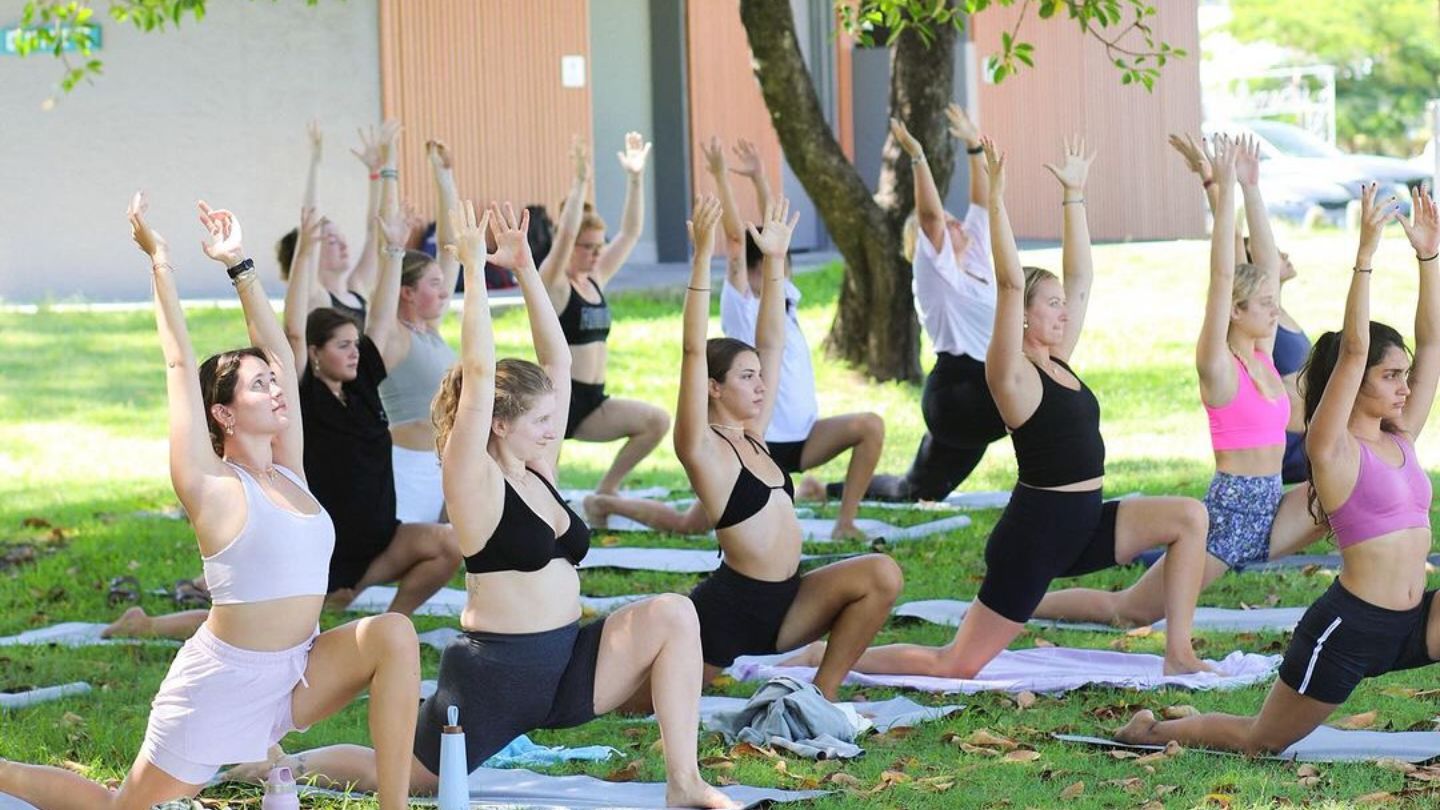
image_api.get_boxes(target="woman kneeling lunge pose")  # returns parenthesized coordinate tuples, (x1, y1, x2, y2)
(680, 196, 903, 700)
(0, 194, 420, 810)
(241, 202, 734, 809)
(1117, 183, 1440, 753)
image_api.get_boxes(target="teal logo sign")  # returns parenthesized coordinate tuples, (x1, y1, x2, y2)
(1, 23, 101, 56)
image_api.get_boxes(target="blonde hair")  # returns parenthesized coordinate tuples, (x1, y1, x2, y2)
(1022, 266, 1058, 308)
(902, 212, 920, 263)
(559, 198, 608, 236)
(431, 358, 555, 457)
(1232, 262, 1267, 308)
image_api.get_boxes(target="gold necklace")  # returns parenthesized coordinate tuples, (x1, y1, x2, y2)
(227, 458, 279, 483)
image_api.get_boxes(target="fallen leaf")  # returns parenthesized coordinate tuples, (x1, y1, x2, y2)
(965, 729, 1018, 750)
(1162, 705, 1198, 719)
(1138, 803, 1166, 810)
(600, 535, 621, 547)
(729, 742, 778, 760)
(1126, 625, 1154, 637)
(1059, 780, 1084, 799)
(604, 760, 641, 782)
(1299, 775, 1322, 788)
(1101, 777, 1144, 793)
(1134, 751, 1171, 766)
(1296, 764, 1321, 778)
(699, 756, 735, 771)
(1033, 637, 1056, 648)
(918, 775, 956, 792)
(1355, 791, 1396, 804)
(825, 772, 862, 788)
(1107, 750, 1140, 760)
(1004, 750, 1042, 762)
(1015, 690, 1037, 709)
(1205, 794, 1234, 809)
(1155, 784, 1178, 796)
(1337, 710, 1378, 730)
(960, 743, 1001, 757)
(1376, 758, 1415, 774)
(1163, 741, 1184, 757)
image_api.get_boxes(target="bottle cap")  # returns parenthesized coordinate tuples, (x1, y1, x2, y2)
(443, 703, 463, 734)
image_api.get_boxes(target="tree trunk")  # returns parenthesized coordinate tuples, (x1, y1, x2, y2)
(740, 1, 959, 382)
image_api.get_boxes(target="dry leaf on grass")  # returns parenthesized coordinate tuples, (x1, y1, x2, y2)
(1101, 777, 1144, 793)
(1107, 750, 1141, 760)
(603, 760, 641, 782)
(1059, 780, 1085, 799)
(1296, 764, 1322, 788)
(729, 742, 778, 760)
(1337, 710, 1378, 729)
(824, 772, 862, 788)
(1375, 758, 1416, 774)
(960, 743, 1002, 757)
(1004, 750, 1042, 762)
(1033, 637, 1056, 648)
(1015, 690, 1037, 709)
(966, 729, 1018, 750)
(1126, 625, 1154, 638)
(1161, 705, 1197, 719)
(1355, 791, 1397, 804)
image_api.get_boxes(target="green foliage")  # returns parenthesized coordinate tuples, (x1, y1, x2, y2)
(1226, 0, 1440, 155)
(836, 0, 1185, 91)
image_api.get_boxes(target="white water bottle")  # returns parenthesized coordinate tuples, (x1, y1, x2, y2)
(260, 765, 300, 810)
(437, 704, 469, 810)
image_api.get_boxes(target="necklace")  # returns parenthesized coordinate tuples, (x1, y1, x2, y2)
(398, 318, 427, 334)
(227, 457, 279, 483)
(1024, 352, 1058, 376)
(709, 422, 745, 432)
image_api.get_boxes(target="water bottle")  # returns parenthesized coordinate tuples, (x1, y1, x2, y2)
(437, 704, 469, 810)
(259, 765, 300, 810)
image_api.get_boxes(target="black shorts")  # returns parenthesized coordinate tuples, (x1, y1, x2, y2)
(326, 518, 400, 592)
(413, 619, 605, 774)
(977, 485, 1120, 623)
(1278, 581, 1437, 705)
(766, 439, 808, 475)
(688, 562, 802, 667)
(922, 352, 1007, 449)
(566, 381, 609, 439)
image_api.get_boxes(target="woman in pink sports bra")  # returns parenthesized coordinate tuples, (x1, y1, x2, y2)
(1117, 181, 1440, 754)
(1034, 135, 1326, 628)
(0, 195, 420, 810)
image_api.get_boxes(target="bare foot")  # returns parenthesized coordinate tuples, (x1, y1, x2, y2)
(1163, 652, 1215, 676)
(101, 606, 153, 638)
(667, 776, 741, 809)
(795, 475, 825, 503)
(582, 494, 612, 529)
(778, 640, 827, 668)
(1114, 709, 1160, 744)
(829, 521, 868, 542)
(324, 588, 357, 613)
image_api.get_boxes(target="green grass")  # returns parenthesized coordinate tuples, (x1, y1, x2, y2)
(5, 226, 1440, 807)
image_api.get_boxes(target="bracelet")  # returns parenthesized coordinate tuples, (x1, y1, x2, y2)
(225, 257, 255, 280)
(382, 246, 406, 258)
(966, 144, 984, 155)
(152, 262, 175, 274)
(230, 268, 258, 287)
(1062, 198, 1086, 206)
(379, 168, 398, 180)
(910, 154, 927, 166)
(687, 286, 710, 292)
(368, 172, 381, 181)
(1354, 266, 1373, 274)
(1202, 178, 1215, 189)
(1419, 252, 1439, 263)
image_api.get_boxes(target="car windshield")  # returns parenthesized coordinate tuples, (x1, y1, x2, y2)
(1246, 120, 1340, 158)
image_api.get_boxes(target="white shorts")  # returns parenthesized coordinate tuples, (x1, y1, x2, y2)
(393, 445, 445, 523)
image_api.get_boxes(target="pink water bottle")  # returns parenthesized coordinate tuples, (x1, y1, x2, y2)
(260, 765, 300, 810)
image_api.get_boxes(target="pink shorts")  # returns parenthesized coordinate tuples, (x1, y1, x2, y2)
(139, 623, 316, 784)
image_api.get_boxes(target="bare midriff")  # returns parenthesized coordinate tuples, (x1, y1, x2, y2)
(460, 560, 582, 634)
(208, 596, 325, 651)
(1338, 528, 1432, 611)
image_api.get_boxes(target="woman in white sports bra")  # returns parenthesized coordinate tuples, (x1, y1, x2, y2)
(0, 194, 419, 810)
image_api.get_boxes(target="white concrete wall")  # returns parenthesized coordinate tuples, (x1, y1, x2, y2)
(589, 0, 657, 263)
(0, 1, 382, 302)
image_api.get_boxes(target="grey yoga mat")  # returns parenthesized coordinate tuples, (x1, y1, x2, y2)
(0, 622, 179, 648)
(350, 586, 649, 618)
(893, 599, 1309, 633)
(600, 514, 971, 542)
(0, 682, 91, 710)
(1057, 726, 1440, 763)
(696, 693, 964, 734)
(579, 546, 857, 573)
(1232, 553, 1440, 573)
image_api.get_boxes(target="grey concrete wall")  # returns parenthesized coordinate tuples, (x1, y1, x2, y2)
(0, 1, 381, 302)
(589, 0, 657, 263)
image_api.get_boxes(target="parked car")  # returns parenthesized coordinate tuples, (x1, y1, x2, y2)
(1243, 119, 1430, 191)
(1204, 121, 1358, 226)
(1411, 139, 1436, 178)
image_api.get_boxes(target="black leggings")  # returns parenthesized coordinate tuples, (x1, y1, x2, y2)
(829, 352, 1006, 502)
(413, 620, 605, 774)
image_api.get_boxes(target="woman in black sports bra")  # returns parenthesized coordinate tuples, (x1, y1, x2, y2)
(824, 136, 1213, 680)
(265, 202, 734, 809)
(676, 196, 903, 702)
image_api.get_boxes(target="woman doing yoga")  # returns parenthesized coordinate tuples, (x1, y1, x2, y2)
(241, 202, 735, 809)
(1117, 182, 1440, 753)
(0, 194, 420, 810)
(794, 136, 1212, 678)
(1033, 135, 1326, 625)
(677, 196, 902, 701)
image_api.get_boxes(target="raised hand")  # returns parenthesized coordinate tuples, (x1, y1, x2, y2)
(352, 124, 386, 173)
(745, 196, 801, 258)
(945, 102, 980, 147)
(196, 201, 245, 267)
(425, 139, 452, 172)
(730, 138, 763, 178)
(295, 206, 323, 256)
(981, 137, 1006, 200)
(1208, 135, 1237, 188)
(701, 136, 727, 176)
(487, 202, 534, 271)
(444, 200, 493, 270)
(1234, 134, 1261, 188)
(307, 119, 323, 162)
(1398, 185, 1440, 260)
(889, 117, 923, 159)
(688, 194, 723, 257)
(1357, 182, 1398, 264)
(378, 204, 412, 252)
(1042, 135, 1095, 192)
(1168, 133, 1211, 182)
(617, 131, 652, 176)
(127, 191, 169, 264)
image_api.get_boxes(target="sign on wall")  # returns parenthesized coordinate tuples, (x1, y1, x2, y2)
(1, 23, 101, 56)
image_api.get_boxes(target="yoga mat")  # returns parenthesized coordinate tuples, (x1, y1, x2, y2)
(300, 765, 828, 808)
(697, 694, 963, 734)
(600, 514, 971, 542)
(0, 682, 92, 710)
(579, 547, 857, 573)
(559, 485, 670, 504)
(729, 647, 1281, 695)
(350, 587, 651, 619)
(1057, 726, 1440, 763)
(860, 490, 1013, 511)
(0, 622, 179, 648)
(1137, 551, 1440, 573)
(893, 599, 1309, 634)
(0, 795, 38, 810)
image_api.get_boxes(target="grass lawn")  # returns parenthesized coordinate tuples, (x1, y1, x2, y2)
(5, 226, 1440, 807)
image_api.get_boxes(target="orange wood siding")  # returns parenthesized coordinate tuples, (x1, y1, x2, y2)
(971, 2, 1203, 241)
(379, 0, 593, 222)
(835, 16, 855, 161)
(686, 0, 783, 225)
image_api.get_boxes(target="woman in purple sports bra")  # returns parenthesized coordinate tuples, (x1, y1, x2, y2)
(1116, 182, 1440, 754)
(0, 195, 419, 809)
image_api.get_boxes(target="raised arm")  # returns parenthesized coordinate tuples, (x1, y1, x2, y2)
(731, 139, 772, 219)
(439, 201, 503, 549)
(282, 206, 325, 374)
(537, 138, 589, 302)
(981, 139, 1035, 416)
(946, 102, 987, 208)
(1169, 133, 1219, 213)
(349, 119, 401, 299)
(1307, 184, 1391, 464)
(366, 204, 410, 370)
(702, 136, 749, 296)
(1043, 136, 1097, 363)
(425, 137, 459, 327)
(1398, 185, 1440, 438)
(892, 117, 946, 253)
(1235, 134, 1281, 355)
(674, 195, 724, 464)
(747, 197, 801, 436)
(1196, 137, 1240, 402)
(594, 131, 651, 286)
(301, 120, 322, 211)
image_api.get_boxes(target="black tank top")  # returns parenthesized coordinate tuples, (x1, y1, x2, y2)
(712, 428, 795, 530)
(1010, 357, 1106, 487)
(558, 278, 612, 346)
(328, 290, 367, 329)
(464, 470, 591, 574)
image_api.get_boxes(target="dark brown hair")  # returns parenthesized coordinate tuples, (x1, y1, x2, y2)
(197, 347, 270, 455)
(706, 337, 757, 384)
(305, 307, 360, 349)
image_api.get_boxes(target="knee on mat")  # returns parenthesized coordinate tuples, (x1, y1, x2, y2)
(1241, 723, 1296, 756)
(933, 646, 984, 680)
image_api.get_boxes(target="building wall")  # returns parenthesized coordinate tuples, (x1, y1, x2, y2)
(0, 0, 383, 301)
(590, 0, 657, 262)
(971, 2, 1204, 241)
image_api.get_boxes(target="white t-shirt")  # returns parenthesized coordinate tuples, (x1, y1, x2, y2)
(912, 205, 996, 359)
(720, 278, 819, 443)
